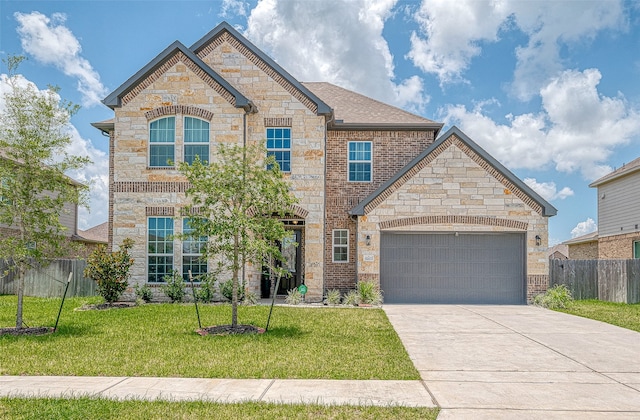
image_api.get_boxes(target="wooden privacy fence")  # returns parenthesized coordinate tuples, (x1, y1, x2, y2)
(0, 259, 96, 298)
(550, 259, 640, 304)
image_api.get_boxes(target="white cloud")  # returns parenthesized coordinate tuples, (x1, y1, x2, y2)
(244, 0, 428, 111)
(523, 178, 573, 201)
(220, 0, 248, 17)
(14, 11, 107, 107)
(0, 72, 108, 230)
(442, 68, 640, 180)
(409, 0, 625, 99)
(571, 218, 597, 238)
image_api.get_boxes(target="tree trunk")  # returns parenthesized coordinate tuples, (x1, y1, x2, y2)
(16, 264, 25, 329)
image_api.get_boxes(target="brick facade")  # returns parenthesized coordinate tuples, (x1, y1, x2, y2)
(324, 130, 436, 292)
(598, 232, 640, 259)
(568, 242, 599, 259)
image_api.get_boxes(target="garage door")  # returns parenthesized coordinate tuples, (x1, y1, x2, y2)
(380, 232, 525, 304)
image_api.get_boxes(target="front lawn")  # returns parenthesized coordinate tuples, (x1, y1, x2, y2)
(558, 299, 640, 332)
(0, 397, 439, 420)
(0, 296, 418, 379)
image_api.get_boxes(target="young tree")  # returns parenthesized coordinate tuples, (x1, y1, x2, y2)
(178, 142, 297, 327)
(0, 56, 90, 328)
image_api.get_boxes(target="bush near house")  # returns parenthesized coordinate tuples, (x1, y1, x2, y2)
(83, 239, 134, 303)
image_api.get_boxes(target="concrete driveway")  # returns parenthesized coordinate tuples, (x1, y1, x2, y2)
(384, 305, 640, 419)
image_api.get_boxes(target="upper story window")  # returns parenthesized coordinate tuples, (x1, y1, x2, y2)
(182, 218, 207, 281)
(148, 217, 174, 282)
(184, 117, 210, 165)
(348, 141, 372, 182)
(266, 128, 291, 173)
(332, 229, 349, 262)
(149, 117, 175, 167)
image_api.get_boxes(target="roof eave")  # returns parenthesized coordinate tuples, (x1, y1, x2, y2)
(330, 122, 444, 132)
(91, 121, 114, 135)
(589, 166, 640, 188)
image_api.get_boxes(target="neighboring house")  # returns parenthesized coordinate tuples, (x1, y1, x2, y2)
(94, 22, 556, 304)
(0, 156, 95, 258)
(74, 222, 109, 257)
(547, 244, 569, 260)
(564, 231, 599, 259)
(588, 157, 640, 259)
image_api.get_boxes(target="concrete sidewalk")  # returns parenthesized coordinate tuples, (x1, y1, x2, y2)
(0, 376, 436, 407)
(385, 304, 640, 419)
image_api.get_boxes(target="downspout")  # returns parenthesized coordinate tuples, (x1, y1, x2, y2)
(240, 103, 258, 293)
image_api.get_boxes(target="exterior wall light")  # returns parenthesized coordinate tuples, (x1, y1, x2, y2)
(365, 235, 371, 246)
(535, 235, 541, 246)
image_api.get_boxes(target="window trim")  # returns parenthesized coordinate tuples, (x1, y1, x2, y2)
(266, 127, 292, 173)
(147, 216, 174, 283)
(183, 116, 210, 166)
(347, 141, 372, 182)
(148, 116, 176, 168)
(332, 229, 349, 263)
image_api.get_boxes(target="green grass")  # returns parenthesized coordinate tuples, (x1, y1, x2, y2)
(558, 299, 640, 332)
(0, 397, 439, 420)
(0, 296, 418, 379)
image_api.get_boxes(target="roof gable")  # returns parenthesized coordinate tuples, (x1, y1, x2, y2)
(190, 22, 331, 116)
(350, 126, 557, 217)
(103, 40, 252, 111)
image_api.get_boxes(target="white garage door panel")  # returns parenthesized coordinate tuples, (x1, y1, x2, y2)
(380, 232, 525, 304)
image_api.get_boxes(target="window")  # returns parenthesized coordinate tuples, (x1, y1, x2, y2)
(182, 218, 207, 281)
(148, 217, 174, 282)
(348, 141, 372, 182)
(634, 241, 640, 259)
(149, 117, 175, 167)
(333, 229, 349, 262)
(184, 117, 210, 165)
(266, 128, 291, 172)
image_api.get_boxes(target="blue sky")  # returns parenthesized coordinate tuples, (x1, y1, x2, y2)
(1, 0, 640, 245)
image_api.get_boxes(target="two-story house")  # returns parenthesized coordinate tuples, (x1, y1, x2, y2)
(95, 22, 555, 304)
(567, 157, 640, 259)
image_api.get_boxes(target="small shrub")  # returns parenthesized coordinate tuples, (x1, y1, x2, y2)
(285, 288, 303, 305)
(83, 238, 134, 303)
(357, 281, 383, 305)
(342, 290, 360, 306)
(134, 283, 153, 303)
(533, 284, 573, 309)
(161, 270, 186, 303)
(194, 273, 217, 303)
(324, 289, 342, 306)
(243, 289, 258, 305)
(219, 279, 245, 302)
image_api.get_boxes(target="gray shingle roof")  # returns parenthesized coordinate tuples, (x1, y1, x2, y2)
(589, 156, 640, 187)
(303, 82, 441, 129)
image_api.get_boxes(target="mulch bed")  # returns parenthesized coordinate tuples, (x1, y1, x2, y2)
(197, 324, 265, 336)
(0, 327, 54, 336)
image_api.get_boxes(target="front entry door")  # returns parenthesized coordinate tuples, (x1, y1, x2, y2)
(277, 229, 302, 294)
